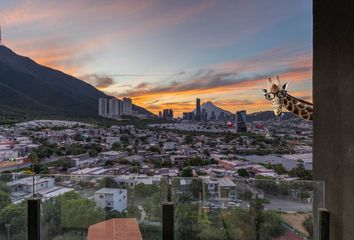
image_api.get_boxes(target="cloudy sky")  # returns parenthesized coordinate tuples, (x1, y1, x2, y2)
(0, 0, 312, 116)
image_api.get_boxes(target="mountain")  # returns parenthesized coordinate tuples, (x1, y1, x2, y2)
(247, 111, 298, 122)
(0, 46, 152, 117)
(193, 101, 233, 120)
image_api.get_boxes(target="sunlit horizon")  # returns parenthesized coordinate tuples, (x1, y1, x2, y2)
(0, 0, 312, 116)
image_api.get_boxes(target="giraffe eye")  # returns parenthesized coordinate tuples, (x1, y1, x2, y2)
(265, 93, 275, 100)
(277, 90, 287, 98)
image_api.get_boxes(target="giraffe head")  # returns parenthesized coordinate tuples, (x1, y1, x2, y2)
(262, 76, 288, 117)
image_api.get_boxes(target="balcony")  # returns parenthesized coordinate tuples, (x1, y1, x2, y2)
(0, 174, 326, 240)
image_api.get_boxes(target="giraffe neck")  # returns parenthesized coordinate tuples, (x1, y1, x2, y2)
(282, 94, 313, 121)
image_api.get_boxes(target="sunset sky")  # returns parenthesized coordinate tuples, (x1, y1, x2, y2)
(0, 0, 312, 116)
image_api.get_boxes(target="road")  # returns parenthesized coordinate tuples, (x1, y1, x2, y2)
(265, 197, 312, 212)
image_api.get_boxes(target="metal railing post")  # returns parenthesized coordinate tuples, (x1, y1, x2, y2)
(319, 208, 329, 240)
(162, 202, 174, 240)
(28, 198, 41, 240)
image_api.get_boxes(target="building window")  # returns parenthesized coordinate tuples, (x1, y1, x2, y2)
(99, 195, 104, 198)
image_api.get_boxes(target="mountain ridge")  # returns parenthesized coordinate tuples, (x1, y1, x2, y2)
(0, 45, 152, 117)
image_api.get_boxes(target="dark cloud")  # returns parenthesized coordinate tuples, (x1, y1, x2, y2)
(115, 64, 310, 98)
(118, 70, 263, 97)
(80, 74, 114, 88)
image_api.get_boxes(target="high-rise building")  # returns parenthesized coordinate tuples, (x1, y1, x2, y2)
(158, 111, 163, 118)
(196, 98, 201, 121)
(98, 98, 108, 117)
(210, 111, 216, 121)
(108, 98, 122, 119)
(122, 97, 132, 115)
(163, 109, 173, 119)
(236, 110, 247, 132)
(218, 112, 225, 121)
(202, 108, 208, 121)
(183, 112, 194, 121)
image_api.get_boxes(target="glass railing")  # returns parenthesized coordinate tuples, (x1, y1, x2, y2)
(0, 174, 325, 240)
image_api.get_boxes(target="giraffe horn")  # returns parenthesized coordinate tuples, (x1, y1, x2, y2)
(275, 76, 280, 85)
(268, 78, 272, 88)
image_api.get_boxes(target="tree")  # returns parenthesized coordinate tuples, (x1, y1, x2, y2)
(29, 152, 39, 173)
(260, 211, 286, 239)
(237, 168, 249, 178)
(175, 203, 199, 239)
(288, 162, 312, 180)
(134, 183, 159, 199)
(97, 177, 119, 189)
(273, 164, 287, 175)
(111, 142, 122, 151)
(0, 191, 11, 210)
(60, 197, 105, 231)
(180, 167, 193, 177)
(184, 135, 193, 144)
(0, 203, 26, 235)
(149, 146, 161, 153)
(249, 198, 265, 240)
(303, 215, 313, 239)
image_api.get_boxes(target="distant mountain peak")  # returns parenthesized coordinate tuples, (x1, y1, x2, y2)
(192, 100, 233, 120)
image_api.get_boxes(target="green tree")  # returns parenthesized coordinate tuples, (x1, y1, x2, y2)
(180, 167, 193, 177)
(29, 152, 39, 173)
(260, 211, 286, 239)
(0, 191, 11, 210)
(237, 168, 249, 178)
(111, 142, 122, 151)
(288, 162, 312, 180)
(175, 203, 199, 239)
(303, 215, 313, 239)
(249, 198, 265, 240)
(0, 203, 26, 235)
(97, 177, 119, 189)
(184, 135, 193, 144)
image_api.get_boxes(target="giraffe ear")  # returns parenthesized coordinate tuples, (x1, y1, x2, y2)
(282, 83, 288, 90)
(261, 89, 268, 93)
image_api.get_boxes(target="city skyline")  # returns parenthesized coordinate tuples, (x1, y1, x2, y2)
(0, 0, 312, 116)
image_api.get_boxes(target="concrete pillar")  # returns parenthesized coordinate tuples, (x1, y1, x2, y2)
(313, 0, 354, 239)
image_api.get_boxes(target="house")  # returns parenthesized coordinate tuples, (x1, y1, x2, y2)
(217, 178, 237, 201)
(87, 218, 143, 240)
(98, 151, 127, 161)
(7, 176, 55, 193)
(7, 176, 74, 203)
(0, 145, 18, 161)
(163, 142, 176, 152)
(69, 155, 99, 168)
(105, 136, 121, 147)
(126, 155, 144, 164)
(204, 178, 219, 199)
(170, 155, 188, 166)
(94, 188, 127, 212)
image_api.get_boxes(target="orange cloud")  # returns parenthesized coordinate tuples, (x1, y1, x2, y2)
(113, 51, 312, 116)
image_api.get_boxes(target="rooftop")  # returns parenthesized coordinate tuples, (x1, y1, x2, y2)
(87, 218, 143, 240)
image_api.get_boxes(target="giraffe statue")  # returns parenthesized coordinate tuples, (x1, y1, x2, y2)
(262, 76, 313, 121)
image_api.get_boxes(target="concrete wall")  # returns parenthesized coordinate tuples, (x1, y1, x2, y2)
(313, 0, 354, 239)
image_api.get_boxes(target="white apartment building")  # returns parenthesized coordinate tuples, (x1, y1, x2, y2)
(122, 97, 132, 115)
(108, 98, 123, 119)
(105, 136, 121, 147)
(98, 98, 109, 117)
(94, 188, 127, 212)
